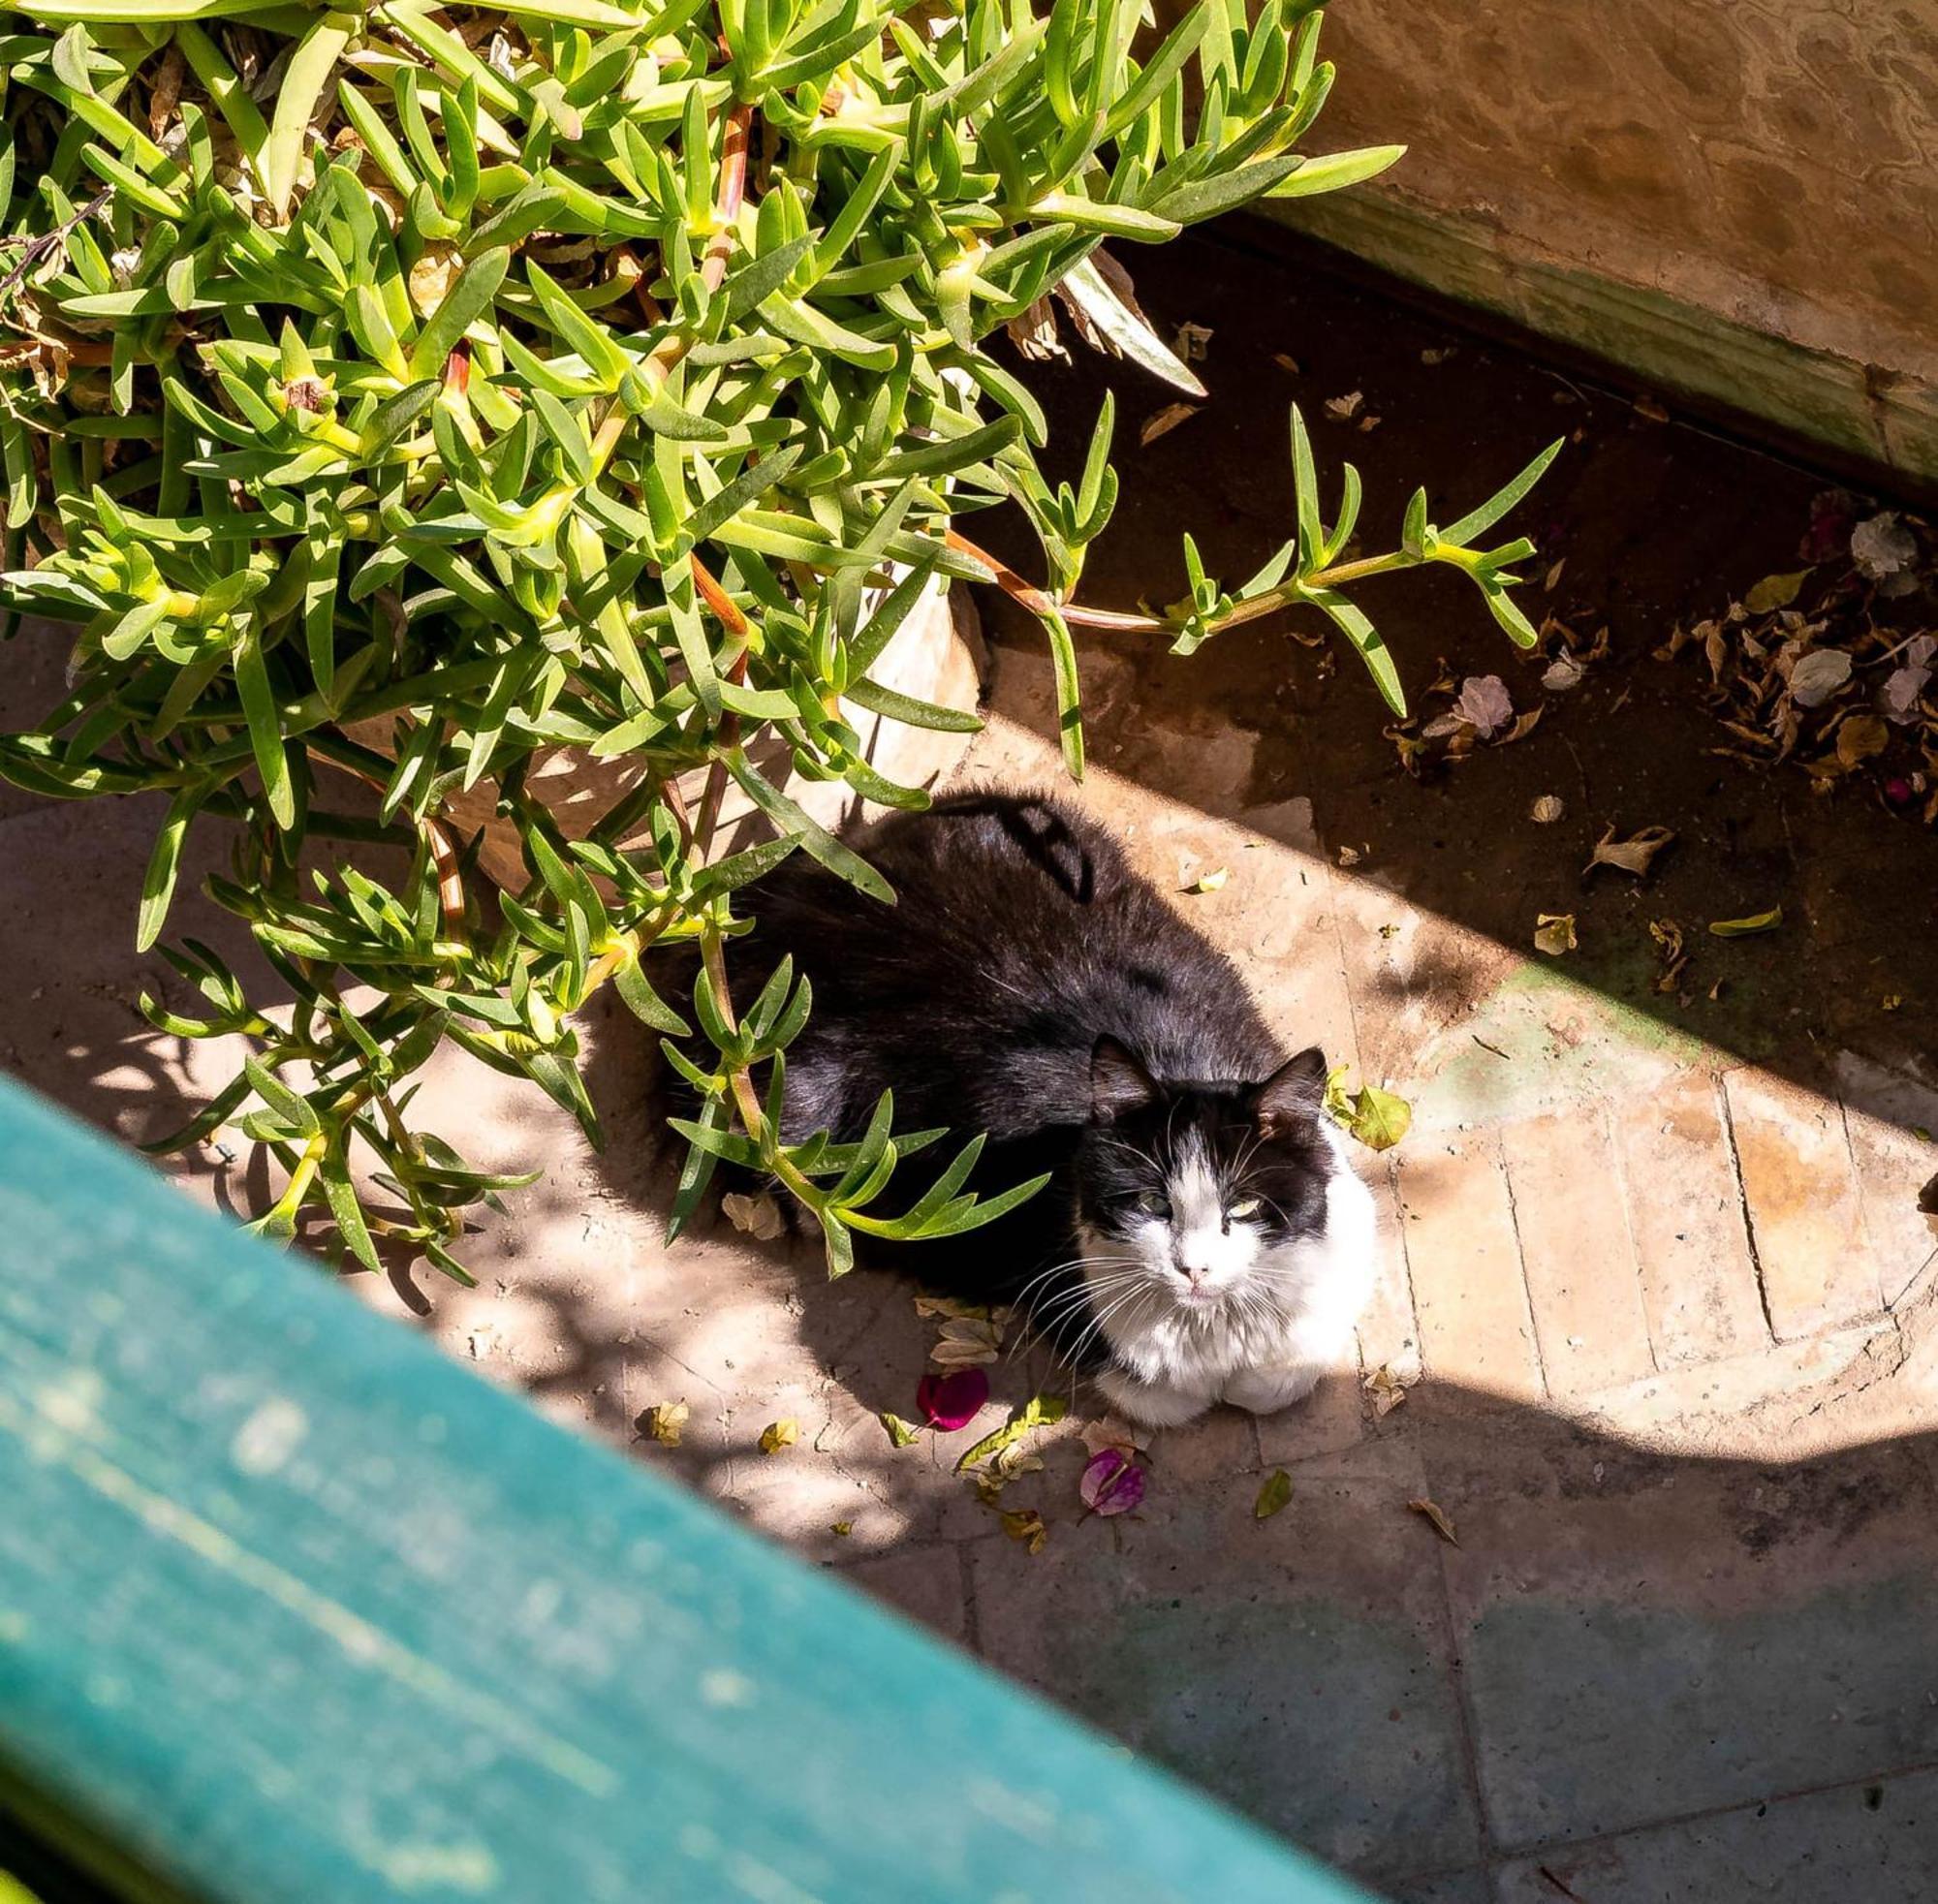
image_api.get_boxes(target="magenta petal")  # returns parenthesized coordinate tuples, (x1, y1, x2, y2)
(917, 1368, 989, 1431)
(1079, 1449, 1146, 1516)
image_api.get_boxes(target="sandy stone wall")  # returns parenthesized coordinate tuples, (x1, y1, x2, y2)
(1199, 0, 1938, 477)
(1315, 1, 1935, 372)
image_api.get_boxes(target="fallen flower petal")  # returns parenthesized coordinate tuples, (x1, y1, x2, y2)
(917, 1367, 990, 1432)
(1453, 673, 1514, 739)
(1080, 1449, 1146, 1516)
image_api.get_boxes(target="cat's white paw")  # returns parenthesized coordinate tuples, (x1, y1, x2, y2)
(1222, 1363, 1324, 1416)
(1095, 1367, 1217, 1429)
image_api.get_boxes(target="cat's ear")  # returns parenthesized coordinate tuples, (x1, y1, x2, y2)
(1253, 1046, 1328, 1137)
(1091, 1037, 1158, 1123)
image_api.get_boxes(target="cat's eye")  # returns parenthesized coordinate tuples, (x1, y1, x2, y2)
(1135, 1191, 1172, 1219)
(1229, 1197, 1264, 1221)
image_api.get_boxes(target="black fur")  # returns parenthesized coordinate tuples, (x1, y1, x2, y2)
(728, 788, 1334, 1363)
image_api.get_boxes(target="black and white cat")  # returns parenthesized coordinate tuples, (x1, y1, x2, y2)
(735, 788, 1377, 1429)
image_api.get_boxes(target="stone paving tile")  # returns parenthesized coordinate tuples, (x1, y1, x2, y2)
(1495, 1768, 1938, 1904)
(1611, 1069, 1767, 1367)
(969, 1440, 1484, 1886)
(833, 1543, 970, 1645)
(1830, 1053, 1938, 1309)
(1256, 1365, 1368, 1468)
(1387, 1869, 1495, 1904)
(1724, 1066, 1881, 1339)
(1419, 1406, 1938, 1853)
(1501, 1105, 1655, 1397)
(0, 796, 265, 1159)
(1566, 1322, 1900, 1463)
(1357, 1166, 1422, 1389)
(0, 618, 75, 827)
(1395, 1134, 1546, 1403)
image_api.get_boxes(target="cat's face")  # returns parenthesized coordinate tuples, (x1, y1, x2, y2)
(1073, 1039, 1336, 1318)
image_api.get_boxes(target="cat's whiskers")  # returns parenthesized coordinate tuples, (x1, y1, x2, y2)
(1019, 1268, 1149, 1344)
(1063, 1281, 1157, 1369)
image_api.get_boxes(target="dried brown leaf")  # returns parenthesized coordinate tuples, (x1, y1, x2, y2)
(1584, 823, 1676, 879)
(1837, 714, 1890, 766)
(1007, 297, 1068, 363)
(1141, 401, 1199, 446)
(1364, 1363, 1414, 1420)
(1407, 1497, 1460, 1545)
(1078, 1415, 1150, 1457)
(1534, 913, 1578, 955)
(999, 1507, 1048, 1553)
(721, 1190, 787, 1240)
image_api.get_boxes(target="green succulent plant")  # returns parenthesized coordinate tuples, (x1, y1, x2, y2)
(0, 0, 1557, 1278)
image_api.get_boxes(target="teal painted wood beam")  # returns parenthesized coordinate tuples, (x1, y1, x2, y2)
(0, 1077, 1376, 1904)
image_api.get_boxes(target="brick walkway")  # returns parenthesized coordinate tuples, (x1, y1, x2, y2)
(16, 611, 1938, 1897)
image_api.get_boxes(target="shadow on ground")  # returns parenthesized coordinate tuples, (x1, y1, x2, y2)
(367, 1049, 1938, 1903)
(966, 222, 1937, 1136)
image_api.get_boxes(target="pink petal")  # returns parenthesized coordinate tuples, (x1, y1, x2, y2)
(917, 1368, 989, 1431)
(1079, 1448, 1146, 1516)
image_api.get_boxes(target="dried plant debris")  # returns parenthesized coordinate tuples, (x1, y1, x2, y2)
(1661, 499, 1935, 824)
(1744, 569, 1811, 613)
(1882, 637, 1936, 724)
(1584, 824, 1675, 880)
(1534, 913, 1578, 956)
(1172, 321, 1214, 363)
(721, 1190, 787, 1240)
(1000, 1507, 1049, 1553)
(1708, 908, 1782, 938)
(641, 1400, 690, 1448)
(1407, 1497, 1459, 1545)
(1530, 795, 1566, 824)
(758, 1419, 798, 1455)
(1324, 1068, 1413, 1152)
(1363, 1362, 1415, 1420)
(1079, 1416, 1150, 1458)
(1853, 512, 1919, 589)
(1141, 401, 1199, 446)
(919, 1294, 1008, 1367)
(956, 1394, 1067, 1474)
(1649, 919, 1689, 992)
